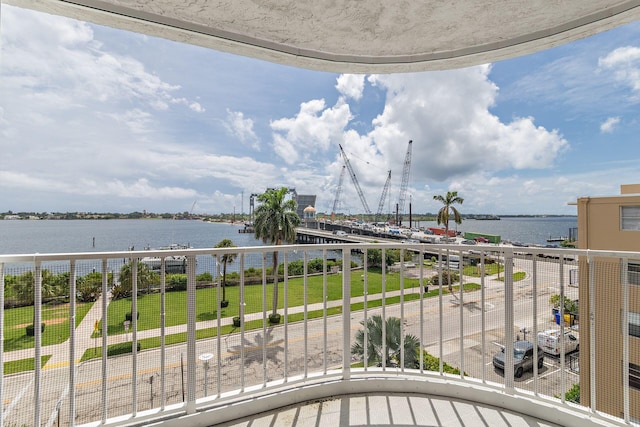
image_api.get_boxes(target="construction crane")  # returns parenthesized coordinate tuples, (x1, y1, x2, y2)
(397, 140, 413, 225)
(375, 170, 392, 222)
(338, 144, 372, 216)
(331, 165, 346, 221)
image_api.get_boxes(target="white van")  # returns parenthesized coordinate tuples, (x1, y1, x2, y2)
(537, 329, 579, 356)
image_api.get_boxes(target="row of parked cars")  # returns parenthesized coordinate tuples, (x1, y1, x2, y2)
(493, 329, 579, 377)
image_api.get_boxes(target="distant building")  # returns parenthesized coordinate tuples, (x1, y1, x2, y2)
(295, 194, 316, 219)
(576, 183, 640, 421)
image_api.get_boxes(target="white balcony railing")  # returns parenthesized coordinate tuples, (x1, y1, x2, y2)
(0, 243, 638, 426)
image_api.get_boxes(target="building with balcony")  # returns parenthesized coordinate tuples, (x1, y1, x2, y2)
(577, 184, 640, 422)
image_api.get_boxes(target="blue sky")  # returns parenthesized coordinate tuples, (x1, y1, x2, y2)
(2, 5, 640, 216)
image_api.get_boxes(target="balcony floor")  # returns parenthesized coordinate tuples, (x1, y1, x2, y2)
(217, 392, 561, 427)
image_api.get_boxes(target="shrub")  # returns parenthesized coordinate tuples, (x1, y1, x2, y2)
(125, 311, 139, 322)
(167, 274, 187, 291)
(565, 383, 580, 403)
(110, 283, 131, 300)
(26, 323, 46, 336)
(423, 351, 462, 375)
(429, 271, 460, 287)
(108, 342, 141, 356)
(197, 272, 213, 282)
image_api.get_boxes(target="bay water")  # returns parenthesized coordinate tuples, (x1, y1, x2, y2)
(0, 217, 577, 255)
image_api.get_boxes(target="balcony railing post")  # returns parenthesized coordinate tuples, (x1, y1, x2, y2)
(531, 256, 539, 395)
(503, 248, 515, 392)
(131, 258, 138, 416)
(400, 249, 405, 370)
(622, 257, 630, 423)
(160, 258, 167, 408)
(559, 256, 566, 403)
(0, 262, 4, 427)
(101, 258, 109, 423)
(69, 260, 77, 427)
(185, 255, 197, 413)
(342, 248, 351, 379)
(458, 249, 464, 378)
(34, 260, 42, 427)
(588, 252, 596, 412)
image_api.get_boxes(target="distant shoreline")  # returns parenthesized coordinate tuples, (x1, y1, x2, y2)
(1, 213, 577, 221)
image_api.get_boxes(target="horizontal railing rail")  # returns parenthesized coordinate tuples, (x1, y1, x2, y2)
(0, 243, 637, 426)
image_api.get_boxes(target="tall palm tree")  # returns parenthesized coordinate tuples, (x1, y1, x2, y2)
(253, 187, 300, 322)
(433, 191, 464, 294)
(214, 238, 237, 306)
(351, 315, 420, 368)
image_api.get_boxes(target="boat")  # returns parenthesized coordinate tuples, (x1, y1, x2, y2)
(141, 244, 191, 273)
(546, 235, 567, 242)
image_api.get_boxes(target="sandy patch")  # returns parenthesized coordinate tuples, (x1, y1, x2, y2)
(14, 317, 68, 329)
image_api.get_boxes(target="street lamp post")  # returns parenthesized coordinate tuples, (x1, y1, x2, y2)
(199, 353, 213, 395)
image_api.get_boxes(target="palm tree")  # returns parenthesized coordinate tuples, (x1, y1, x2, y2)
(214, 238, 237, 307)
(433, 191, 464, 294)
(253, 187, 300, 323)
(351, 315, 420, 368)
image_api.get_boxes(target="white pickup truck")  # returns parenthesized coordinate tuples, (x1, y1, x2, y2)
(537, 329, 579, 356)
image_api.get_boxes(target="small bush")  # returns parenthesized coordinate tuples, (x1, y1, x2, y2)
(429, 271, 460, 287)
(26, 323, 46, 336)
(197, 272, 213, 282)
(111, 283, 131, 300)
(167, 274, 187, 291)
(108, 342, 141, 356)
(125, 311, 140, 322)
(423, 351, 462, 375)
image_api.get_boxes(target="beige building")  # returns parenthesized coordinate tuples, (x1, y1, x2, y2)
(577, 184, 640, 421)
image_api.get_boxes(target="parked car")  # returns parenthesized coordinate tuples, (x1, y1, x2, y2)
(474, 237, 490, 243)
(461, 239, 477, 245)
(492, 341, 544, 378)
(537, 329, 579, 356)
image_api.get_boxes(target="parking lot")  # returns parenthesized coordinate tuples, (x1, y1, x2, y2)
(428, 327, 580, 398)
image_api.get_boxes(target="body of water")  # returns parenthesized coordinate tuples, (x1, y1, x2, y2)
(0, 220, 263, 255)
(414, 216, 577, 247)
(0, 217, 577, 255)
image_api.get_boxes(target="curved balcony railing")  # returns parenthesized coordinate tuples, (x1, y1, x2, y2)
(0, 242, 637, 426)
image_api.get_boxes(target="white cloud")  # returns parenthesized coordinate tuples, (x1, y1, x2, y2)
(189, 102, 205, 113)
(598, 46, 640, 100)
(600, 116, 620, 133)
(224, 109, 260, 150)
(365, 67, 568, 182)
(336, 74, 365, 100)
(270, 98, 352, 164)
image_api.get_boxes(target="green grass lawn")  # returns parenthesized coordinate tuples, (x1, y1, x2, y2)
(4, 356, 51, 374)
(105, 269, 426, 335)
(82, 282, 481, 362)
(3, 301, 93, 352)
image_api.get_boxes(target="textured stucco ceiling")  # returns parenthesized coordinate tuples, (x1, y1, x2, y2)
(6, 0, 640, 73)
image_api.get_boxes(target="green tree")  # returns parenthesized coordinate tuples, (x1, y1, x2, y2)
(214, 238, 237, 305)
(113, 260, 154, 299)
(76, 271, 103, 302)
(433, 191, 464, 294)
(351, 315, 420, 368)
(366, 248, 401, 268)
(253, 187, 300, 322)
